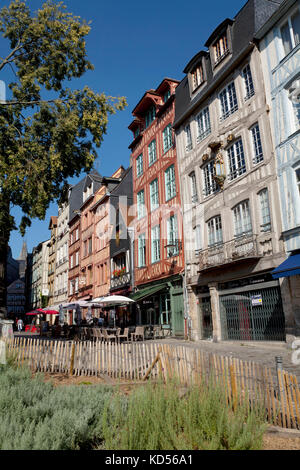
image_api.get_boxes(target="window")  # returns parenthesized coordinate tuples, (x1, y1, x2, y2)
(242, 64, 255, 101)
(151, 225, 160, 263)
(259, 189, 271, 232)
(70, 254, 74, 269)
(150, 178, 159, 211)
(137, 190, 145, 219)
(193, 225, 202, 254)
(196, 107, 211, 142)
(165, 165, 176, 201)
(219, 82, 238, 121)
(192, 64, 204, 90)
(203, 161, 217, 196)
(227, 139, 246, 180)
(136, 153, 143, 177)
(207, 216, 223, 246)
(163, 124, 173, 153)
(233, 201, 252, 238)
(214, 34, 229, 64)
(134, 127, 140, 139)
(148, 139, 157, 166)
(167, 215, 179, 257)
(75, 251, 79, 266)
(251, 124, 264, 164)
(138, 233, 146, 267)
(185, 124, 193, 151)
(88, 237, 92, 255)
(75, 228, 79, 241)
(189, 172, 198, 203)
(280, 9, 300, 56)
(75, 277, 79, 293)
(288, 78, 300, 130)
(145, 106, 156, 128)
(295, 167, 300, 197)
(163, 89, 171, 103)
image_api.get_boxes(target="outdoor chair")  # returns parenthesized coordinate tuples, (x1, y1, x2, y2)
(101, 328, 117, 343)
(94, 328, 102, 342)
(116, 327, 130, 343)
(153, 325, 163, 339)
(131, 326, 145, 342)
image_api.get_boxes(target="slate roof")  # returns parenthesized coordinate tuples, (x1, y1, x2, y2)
(174, 0, 285, 128)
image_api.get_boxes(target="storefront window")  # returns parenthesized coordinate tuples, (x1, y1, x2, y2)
(160, 293, 171, 326)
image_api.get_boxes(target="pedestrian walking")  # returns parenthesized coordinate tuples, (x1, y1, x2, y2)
(17, 318, 24, 332)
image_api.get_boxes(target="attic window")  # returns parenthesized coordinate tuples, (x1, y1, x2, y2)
(134, 127, 140, 139)
(214, 33, 229, 65)
(145, 106, 156, 128)
(191, 64, 204, 90)
(163, 89, 171, 103)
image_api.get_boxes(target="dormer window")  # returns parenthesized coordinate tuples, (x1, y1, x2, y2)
(214, 33, 229, 65)
(145, 106, 156, 128)
(192, 64, 204, 90)
(134, 127, 140, 139)
(163, 89, 171, 103)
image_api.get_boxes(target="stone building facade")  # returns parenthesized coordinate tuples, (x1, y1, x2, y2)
(174, 0, 289, 342)
(256, 0, 300, 335)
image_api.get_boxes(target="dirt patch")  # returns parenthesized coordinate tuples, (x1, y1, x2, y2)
(262, 435, 300, 450)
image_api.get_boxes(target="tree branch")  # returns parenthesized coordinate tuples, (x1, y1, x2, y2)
(0, 40, 23, 73)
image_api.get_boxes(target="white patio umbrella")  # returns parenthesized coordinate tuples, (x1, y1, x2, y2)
(92, 295, 135, 305)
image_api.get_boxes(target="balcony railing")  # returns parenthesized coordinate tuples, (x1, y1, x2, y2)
(197, 233, 260, 272)
(111, 272, 131, 290)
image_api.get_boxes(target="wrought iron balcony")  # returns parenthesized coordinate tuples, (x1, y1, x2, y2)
(110, 271, 131, 290)
(197, 233, 260, 272)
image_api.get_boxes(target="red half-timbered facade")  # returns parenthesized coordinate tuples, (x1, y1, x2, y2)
(129, 78, 185, 336)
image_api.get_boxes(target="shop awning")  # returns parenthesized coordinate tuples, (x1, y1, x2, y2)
(272, 253, 300, 279)
(130, 283, 168, 302)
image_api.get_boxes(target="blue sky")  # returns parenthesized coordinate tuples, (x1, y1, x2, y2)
(1, 0, 245, 258)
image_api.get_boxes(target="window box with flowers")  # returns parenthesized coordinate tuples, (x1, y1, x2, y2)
(113, 267, 126, 278)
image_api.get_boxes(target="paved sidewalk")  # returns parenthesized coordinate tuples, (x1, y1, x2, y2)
(156, 337, 300, 382)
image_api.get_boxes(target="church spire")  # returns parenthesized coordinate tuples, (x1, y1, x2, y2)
(18, 241, 28, 261)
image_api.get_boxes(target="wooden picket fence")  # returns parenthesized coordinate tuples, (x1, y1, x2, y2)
(4, 336, 300, 430)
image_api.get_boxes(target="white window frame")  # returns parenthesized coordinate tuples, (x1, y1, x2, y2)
(207, 216, 223, 247)
(196, 106, 211, 143)
(167, 215, 179, 257)
(219, 81, 238, 121)
(185, 124, 193, 152)
(189, 171, 198, 203)
(136, 153, 143, 177)
(138, 233, 146, 267)
(227, 138, 246, 181)
(151, 225, 161, 263)
(295, 165, 300, 198)
(203, 161, 217, 197)
(233, 200, 252, 238)
(251, 123, 264, 164)
(258, 188, 271, 232)
(165, 165, 176, 201)
(163, 124, 173, 153)
(242, 64, 255, 101)
(192, 64, 204, 90)
(148, 139, 157, 166)
(280, 7, 300, 57)
(137, 190, 145, 220)
(150, 178, 159, 212)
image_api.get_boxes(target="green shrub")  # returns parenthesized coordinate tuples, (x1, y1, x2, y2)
(102, 378, 266, 450)
(0, 364, 114, 450)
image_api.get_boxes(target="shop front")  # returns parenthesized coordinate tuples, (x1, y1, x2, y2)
(196, 272, 286, 342)
(131, 276, 184, 336)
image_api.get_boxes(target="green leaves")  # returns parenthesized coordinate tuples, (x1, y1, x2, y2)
(0, 0, 127, 235)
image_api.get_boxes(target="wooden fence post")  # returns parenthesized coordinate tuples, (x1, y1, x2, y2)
(69, 342, 75, 376)
(230, 364, 238, 411)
